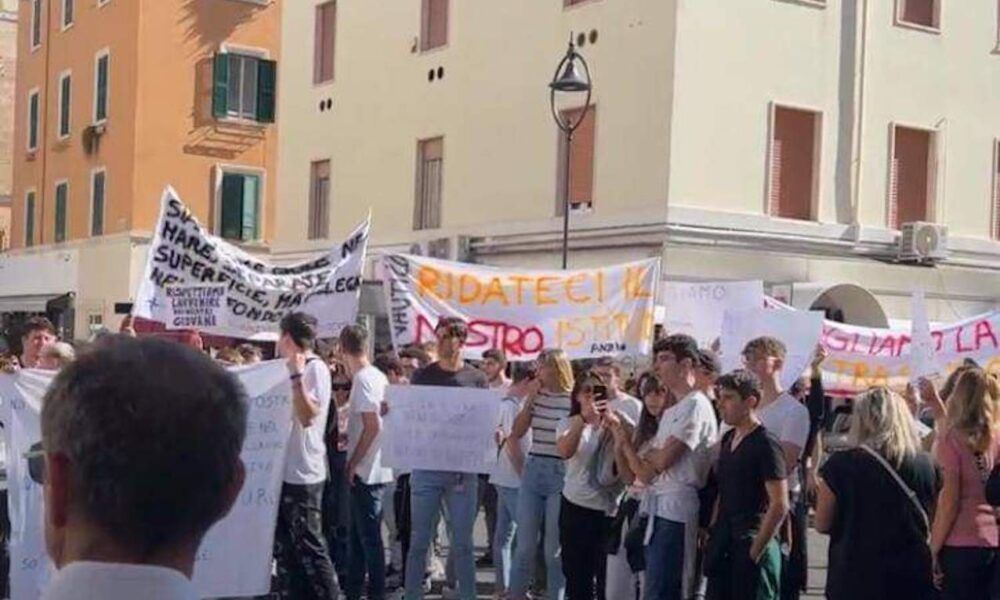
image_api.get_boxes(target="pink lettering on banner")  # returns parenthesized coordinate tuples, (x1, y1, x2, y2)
(413, 313, 546, 357)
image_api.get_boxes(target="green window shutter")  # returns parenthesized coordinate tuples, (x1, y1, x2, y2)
(25, 193, 35, 247)
(55, 184, 67, 243)
(96, 56, 108, 121)
(29, 94, 38, 149)
(220, 173, 244, 240)
(60, 76, 71, 137)
(212, 53, 230, 119)
(91, 171, 105, 236)
(241, 175, 260, 241)
(255, 59, 276, 123)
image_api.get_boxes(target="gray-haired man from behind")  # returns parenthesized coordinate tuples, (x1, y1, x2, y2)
(37, 335, 248, 600)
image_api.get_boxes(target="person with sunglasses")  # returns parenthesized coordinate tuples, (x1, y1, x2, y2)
(339, 325, 393, 600)
(35, 335, 246, 600)
(508, 348, 575, 600)
(323, 361, 353, 591)
(404, 317, 488, 600)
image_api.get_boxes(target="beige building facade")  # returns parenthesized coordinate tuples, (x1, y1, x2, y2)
(275, 0, 1000, 326)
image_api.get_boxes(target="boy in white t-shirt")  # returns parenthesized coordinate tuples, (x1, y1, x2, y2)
(274, 312, 339, 599)
(490, 363, 537, 597)
(341, 324, 394, 600)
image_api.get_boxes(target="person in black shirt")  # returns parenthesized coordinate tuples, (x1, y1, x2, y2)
(706, 369, 788, 600)
(815, 386, 938, 600)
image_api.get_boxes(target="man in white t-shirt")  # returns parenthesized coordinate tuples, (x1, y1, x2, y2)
(742, 336, 811, 600)
(619, 334, 718, 600)
(340, 324, 393, 600)
(274, 312, 339, 599)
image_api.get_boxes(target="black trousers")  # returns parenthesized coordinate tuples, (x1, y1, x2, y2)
(559, 497, 611, 600)
(322, 452, 350, 586)
(273, 482, 340, 600)
(394, 474, 413, 581)
(940, 546, 999, 600)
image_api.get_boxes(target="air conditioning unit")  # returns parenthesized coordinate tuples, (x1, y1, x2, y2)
(898, 221, 948, 263)
(408, 236, 472, 262)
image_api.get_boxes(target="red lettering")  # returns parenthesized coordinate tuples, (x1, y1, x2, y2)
(872, 335, 898, 357)
(823, 326, 850, 352)
(974, 320, 999, 351)
(955, 325, 975, 353)
(895, 335, 911, 358)
(932, 330, 944, 352)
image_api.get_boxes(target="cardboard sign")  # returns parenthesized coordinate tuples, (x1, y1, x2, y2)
(135, 187, 368, 339)
(381, 254, 661, 360)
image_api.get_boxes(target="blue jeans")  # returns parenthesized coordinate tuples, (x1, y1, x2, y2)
(509, 455, 566, 600)
(494, 485, 519, 592)
(644, 517, 685, 600)
(404, 470, 479, 600)
(346, 477, 386, 600)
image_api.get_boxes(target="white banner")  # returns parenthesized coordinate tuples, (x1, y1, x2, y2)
(0, 361, 294, 599)
(383, 386, 502, 474)
(135, 187, 368, 340)
(720, 308, 825, 389)
(660, 281, 764, 347)
(380, 254, 661, 360)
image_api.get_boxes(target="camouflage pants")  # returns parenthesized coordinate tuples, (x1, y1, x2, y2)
(273, 482, 340, 600)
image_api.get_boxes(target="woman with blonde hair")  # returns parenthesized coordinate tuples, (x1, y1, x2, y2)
(815, 386, 938, 600)
(508, 348, 575, 600)
(926, 368, 1000, 600)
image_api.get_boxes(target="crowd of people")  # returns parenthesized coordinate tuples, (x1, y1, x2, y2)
(1, 313, 999, 600)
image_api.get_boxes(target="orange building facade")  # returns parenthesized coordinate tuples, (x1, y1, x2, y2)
(2, 0, 280, 340)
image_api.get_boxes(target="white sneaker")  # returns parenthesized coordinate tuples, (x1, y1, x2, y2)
(428, 556, 446, 581)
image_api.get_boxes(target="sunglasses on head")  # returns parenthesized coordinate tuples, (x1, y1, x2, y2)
(332, 382, 352, 392)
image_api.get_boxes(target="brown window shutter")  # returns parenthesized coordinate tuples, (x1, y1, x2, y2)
(902, 0, 936, 28)
(771, 107, 816, 220)
(314, 2, 337, 84)
(563, 106, 596, 207)
(893, 126, 932, 227)
(422, 0, 449, 51)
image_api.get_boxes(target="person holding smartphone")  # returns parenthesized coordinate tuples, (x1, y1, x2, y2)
(555, 372, 619, 599)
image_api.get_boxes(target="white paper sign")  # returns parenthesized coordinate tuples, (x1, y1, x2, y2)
(660, 281, 764, 347)
(135, 187, 369, 340)
(720, 308, 824, 389)
(0, 361, 294, 600)
(384, 386, 502, 474)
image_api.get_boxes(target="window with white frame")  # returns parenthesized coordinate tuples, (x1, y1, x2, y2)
(61, 0, 73, 29)
(212, 51, 276, 123)
(896, 0, 940, 31)
(54, 181, 68, 243)
(94, 50, 109, 123)
(58, 71, 72, 139)
(31, 0, 42, 50)
(91, 168, 105, 236)
(27, 89, 40, 151)
(24, 190, 36, 247)
(217, 169, 262, 242)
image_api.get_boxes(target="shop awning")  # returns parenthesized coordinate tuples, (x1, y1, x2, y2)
(0, 293, 64, 313)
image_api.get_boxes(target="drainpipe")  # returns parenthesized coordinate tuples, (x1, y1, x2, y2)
(851, 0, 870, 245)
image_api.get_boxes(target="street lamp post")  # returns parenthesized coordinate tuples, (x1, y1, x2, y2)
(549, 36, 592, 270)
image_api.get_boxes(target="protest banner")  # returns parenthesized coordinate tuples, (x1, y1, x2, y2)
(380, 254, 661, 360)
(0, 361, 294, 600)
(765, 296, 1000, 395)
(383, 386, 502, 474)
(909, 290, 937, 382)
(660, 280, 764, 347)
(720, 308, 825, 390)
(134, 187, 369, 339)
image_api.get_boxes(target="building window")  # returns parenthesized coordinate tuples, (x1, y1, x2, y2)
(27, 89, 40, 151)
(889, 125, 935, 229)
(61, 0, 73, 29)
(87, 313, 104, 333)
(219, 170, 261, 242)
(308, 160, 330, 239)
(25, 191, 36, 247)
(768, 105, 820, 221)
(897, 0, 939, 30)
(55, 181, 68, 243)
(420, 0, 448, 52)
(314, 1, 336, 84)
(557, 106, 596, 213)
(94, 50, 109, 123)
(212, 52, 276, 123)
(58, 72, 71, 139)
(31, 0, 42, 50)
(91, 169, 105, 236)
(414, 137, 443, 230)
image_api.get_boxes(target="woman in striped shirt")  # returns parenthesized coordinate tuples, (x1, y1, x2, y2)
(508, 348, 575, 600)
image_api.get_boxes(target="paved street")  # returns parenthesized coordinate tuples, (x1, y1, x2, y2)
(408, 517, 830, 599)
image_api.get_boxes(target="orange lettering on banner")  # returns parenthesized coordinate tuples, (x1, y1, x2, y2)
(536, 277, 558, 305)
(481, 277, 509, 306)
(458, 275, 483, 304)
(510, 275, 532, 305)
(624, 266, 652, 300)
(555, 319, 587, 348)
(596, 271, 606, 303)
(564, 274, 591, 304)
(416, 266, 443, 299)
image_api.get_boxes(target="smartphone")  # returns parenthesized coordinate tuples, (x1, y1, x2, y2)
(114, 302, 134, 315)
(593, 384, 609, 404)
